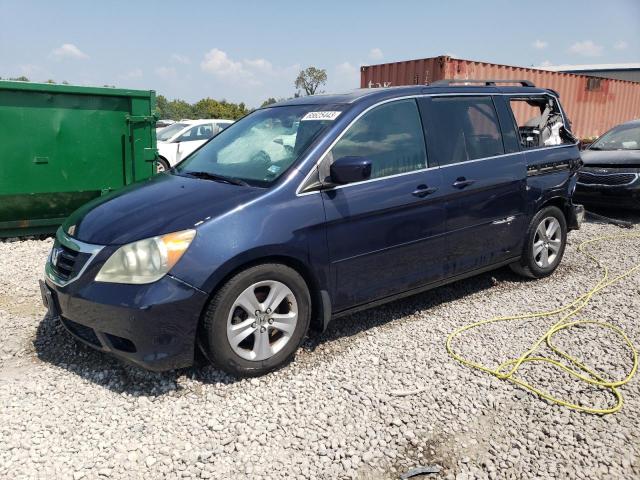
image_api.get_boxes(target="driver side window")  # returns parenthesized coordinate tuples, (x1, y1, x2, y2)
(327, 99, 427, 180)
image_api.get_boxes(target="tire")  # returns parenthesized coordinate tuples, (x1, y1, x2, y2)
(202, 263, 311, 377)
(156, 157, 170, 173)
(510, 206, 567, 279)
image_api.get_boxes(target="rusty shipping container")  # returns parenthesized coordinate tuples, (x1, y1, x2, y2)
(360, 56, 640, 139)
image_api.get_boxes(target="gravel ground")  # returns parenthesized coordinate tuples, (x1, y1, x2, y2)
(1, 212, 639, 480)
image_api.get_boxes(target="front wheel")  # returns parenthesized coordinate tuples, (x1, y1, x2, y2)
(202, 264, 311, 377)
(510, 206, 567, 278)
(156, 157, 170, 173)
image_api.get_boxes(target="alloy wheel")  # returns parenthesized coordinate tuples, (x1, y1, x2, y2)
(532, 216, 562, 268)
(226, 280, 298, 361)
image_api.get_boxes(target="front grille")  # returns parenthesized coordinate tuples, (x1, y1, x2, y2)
(51, 244, 78, 280)
(50, 242, 91, 282)
(61, 317, 101, 347)
(578, 168, 638, 187)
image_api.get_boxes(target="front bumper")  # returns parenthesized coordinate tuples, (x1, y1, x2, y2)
(42, 230, 209, 371)
(574, 188, 640, 210)
(43, 275, 208, 371)
(574, 168, 640, 210)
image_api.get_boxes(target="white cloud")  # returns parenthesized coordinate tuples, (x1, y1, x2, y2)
(369, 48, 384, 60)
(119, 68, 143, 80)
(155, 66, 176, 79)
(50, 43, 89, 60)
(614, 40, 628, 50)
(201, 48, 245, 77)
(171, 53, 191, 64)
(568, 40, 603, 57)
(539, 60, 553, 67)
(244, 58, 274, 74)
(200, 48, 299, 88)
(332, 61, 360, 90)
(532, 39, 548, 49)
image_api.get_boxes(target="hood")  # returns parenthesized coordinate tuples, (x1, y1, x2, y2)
(581, 149, 640, 167)
(63, 173, 264, 245)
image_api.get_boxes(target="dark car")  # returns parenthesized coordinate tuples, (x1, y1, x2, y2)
(40, 81, 584, 377)
(574, 119, 640, 210)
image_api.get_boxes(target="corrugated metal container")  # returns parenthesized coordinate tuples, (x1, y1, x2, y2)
(361, 56, 640, 139)
(0, 81, 158, 237)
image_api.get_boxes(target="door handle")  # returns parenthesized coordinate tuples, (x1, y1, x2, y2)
(452, 177, 476, 189)
(412, 184, 438, 198)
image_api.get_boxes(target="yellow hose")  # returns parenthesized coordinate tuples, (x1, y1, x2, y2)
(446, 232, 640, 415)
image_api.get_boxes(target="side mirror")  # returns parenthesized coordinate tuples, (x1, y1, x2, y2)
(330, 156, 372, 185)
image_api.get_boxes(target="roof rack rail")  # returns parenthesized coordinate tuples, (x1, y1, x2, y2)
(431, 79, 536, 87)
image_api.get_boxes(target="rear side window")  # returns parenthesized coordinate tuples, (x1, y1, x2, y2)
(328, 99, 427, 180)
(179, 124, 214, 141)
(509, 96, 571, 149)
(423, 96, 505, 166)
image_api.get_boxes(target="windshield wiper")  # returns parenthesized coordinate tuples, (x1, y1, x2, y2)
(185, 171, 249, 186)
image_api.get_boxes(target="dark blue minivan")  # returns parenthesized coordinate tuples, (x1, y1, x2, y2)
(41, 81, 584, 376)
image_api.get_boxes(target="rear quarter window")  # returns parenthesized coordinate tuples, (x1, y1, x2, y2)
(509, 96, 571, 149)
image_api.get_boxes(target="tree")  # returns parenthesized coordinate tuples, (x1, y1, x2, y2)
(9, 76, 30, 82)
(295, 66, 327, 96)
(166, 99, 194, 120)
(261, 97, 278, 107)
(192, 98, 248, 120)
(45, 79, 56, 84)
(153, 95, 249, 121)
(155, 95, 169, 118)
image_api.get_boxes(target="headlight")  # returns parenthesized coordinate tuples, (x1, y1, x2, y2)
(95, 229, 196, 284)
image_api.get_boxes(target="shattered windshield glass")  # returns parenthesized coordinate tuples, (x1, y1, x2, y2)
(175, 106, 338, 186)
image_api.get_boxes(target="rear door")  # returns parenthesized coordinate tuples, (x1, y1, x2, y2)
(319, 98, 446, 311)
(420, 95, 527, 277)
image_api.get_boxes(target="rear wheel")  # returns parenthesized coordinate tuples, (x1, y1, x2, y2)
(202, 264, 311, 377)
(510, 206, 567, 278)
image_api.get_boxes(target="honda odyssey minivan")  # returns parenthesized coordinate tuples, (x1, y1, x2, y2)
(41, 81, 584, 377)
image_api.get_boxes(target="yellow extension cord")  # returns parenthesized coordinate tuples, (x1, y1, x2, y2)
(446, 232, 640, 415)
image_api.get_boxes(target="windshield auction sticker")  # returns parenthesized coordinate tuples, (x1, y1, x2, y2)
(301, 111, 341, 121)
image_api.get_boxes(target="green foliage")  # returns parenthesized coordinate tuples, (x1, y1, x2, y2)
(167, 99, 193, 120)
(295, 66, 327, 96)
(8, 76, 30, 82)
(155, 95, 249, 120)
(156, 95, 169, 118)
(261, 97, 278, 107)
(193, 98, 248, 120)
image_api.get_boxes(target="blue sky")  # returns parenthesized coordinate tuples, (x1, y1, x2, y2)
(1, 0, 638, 107)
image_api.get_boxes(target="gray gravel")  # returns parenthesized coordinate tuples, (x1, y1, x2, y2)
(1, 214, 639, 479)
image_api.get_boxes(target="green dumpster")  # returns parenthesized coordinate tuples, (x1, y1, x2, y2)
(0, 81, 158, 237)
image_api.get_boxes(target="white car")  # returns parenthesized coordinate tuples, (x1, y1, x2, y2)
(156, 119, 234, 171)
(155, 119, 175, 132)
